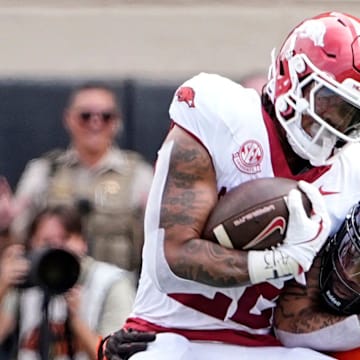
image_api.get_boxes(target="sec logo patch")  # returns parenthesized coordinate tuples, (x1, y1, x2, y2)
(232, 140, 263, 174)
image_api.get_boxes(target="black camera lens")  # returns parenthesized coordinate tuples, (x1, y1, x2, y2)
(20, 248, 80, 295)
(36, 248, 80, 294)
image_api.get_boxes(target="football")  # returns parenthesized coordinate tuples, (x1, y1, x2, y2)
(202, 177, 312, 250)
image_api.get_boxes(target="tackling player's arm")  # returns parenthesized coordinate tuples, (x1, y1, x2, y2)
(274, 256, 346, 333)
(162, 125, 250, 286)
(274, 256, 360, 356)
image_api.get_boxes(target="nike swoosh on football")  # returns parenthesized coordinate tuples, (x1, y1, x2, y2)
(318, 185, 340, 196)
(243, 217, 286, 250)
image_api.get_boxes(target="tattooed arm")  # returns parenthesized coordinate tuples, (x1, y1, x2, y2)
(161, 125, 251, 287)
(159, 125, 327, 288)
(274, 255, 347, 333)
(274, 255, 360, 352)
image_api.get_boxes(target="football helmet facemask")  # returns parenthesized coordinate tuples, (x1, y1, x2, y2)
(266, 12, 360, 166)
(319, 202, 360, 315)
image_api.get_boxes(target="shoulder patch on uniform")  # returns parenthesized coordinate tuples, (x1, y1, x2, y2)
(232, 140, 263, 174)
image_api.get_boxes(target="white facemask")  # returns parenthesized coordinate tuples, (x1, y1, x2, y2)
(286, 120, 337, 166)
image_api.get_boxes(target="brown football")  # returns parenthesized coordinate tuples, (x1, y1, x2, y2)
(202, 177, 312, 250)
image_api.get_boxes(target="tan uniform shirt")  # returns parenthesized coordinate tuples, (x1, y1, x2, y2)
(12, 147, 153, 274)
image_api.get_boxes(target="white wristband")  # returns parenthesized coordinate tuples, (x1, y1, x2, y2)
(248, 248, 301, 284)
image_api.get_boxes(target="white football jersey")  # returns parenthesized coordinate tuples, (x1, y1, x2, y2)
(127, 73, 360, 346)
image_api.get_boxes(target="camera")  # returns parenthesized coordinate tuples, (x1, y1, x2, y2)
(19, 247, 81, 295)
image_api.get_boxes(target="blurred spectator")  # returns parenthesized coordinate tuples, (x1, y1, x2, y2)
(0, 204, 135, 360)
(0, 176, 27, 237)
(11, 82, 154, 283)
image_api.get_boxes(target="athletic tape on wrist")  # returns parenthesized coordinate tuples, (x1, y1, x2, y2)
(248, 248, 300, 284)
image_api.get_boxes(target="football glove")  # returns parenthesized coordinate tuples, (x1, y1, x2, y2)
(97, 328, 156, 360)
(248, 180, 331, 285)
(281, 180, 331, 272)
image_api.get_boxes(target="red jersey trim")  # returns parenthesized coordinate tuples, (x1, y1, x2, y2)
(124, 317, 282, 347)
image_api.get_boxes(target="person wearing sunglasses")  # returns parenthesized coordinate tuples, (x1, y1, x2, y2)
(10, 82, 154, 290)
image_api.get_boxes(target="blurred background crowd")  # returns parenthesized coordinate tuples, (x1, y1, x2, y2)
(1, 0, 360, 189)
(0, 1, 359, 359)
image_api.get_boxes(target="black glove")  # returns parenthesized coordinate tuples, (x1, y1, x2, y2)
(98, 328, 156, 360)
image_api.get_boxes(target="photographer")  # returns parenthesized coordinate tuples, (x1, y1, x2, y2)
(0, 205, 135, 360)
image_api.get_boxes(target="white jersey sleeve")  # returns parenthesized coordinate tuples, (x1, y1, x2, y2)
(142, 73, 270, 295)
(169, 72, 262, 159)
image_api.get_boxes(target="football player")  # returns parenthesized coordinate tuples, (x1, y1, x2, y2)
(100, 11, 360, 359)
(99, 202, 360, 360)
(275, 201, 360, 359)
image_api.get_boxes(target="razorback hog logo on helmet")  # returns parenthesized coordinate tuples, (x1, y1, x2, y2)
(285, 19, 326, 54)
(176, 87, 196, 108)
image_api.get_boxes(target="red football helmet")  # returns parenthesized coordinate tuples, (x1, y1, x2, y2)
(266, 12, 360, 165)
